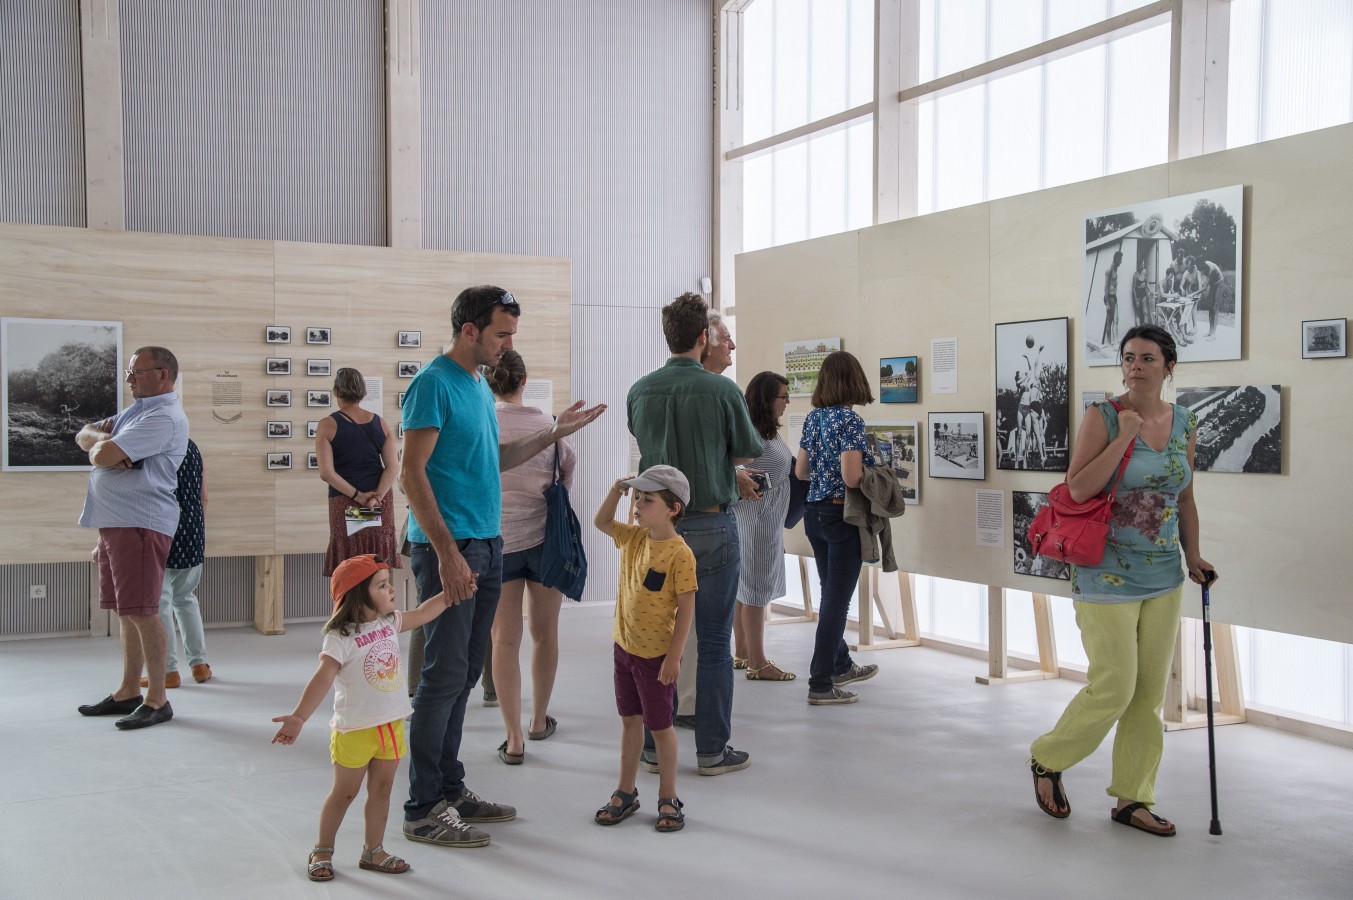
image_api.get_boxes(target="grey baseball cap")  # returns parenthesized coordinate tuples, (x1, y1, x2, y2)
(624, 465, 690, 506)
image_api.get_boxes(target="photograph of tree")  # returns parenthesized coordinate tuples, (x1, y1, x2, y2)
(1012, 491, 1069, 581)
(1175, 385, 1281, 474)
(1082, 184, 1243, 366)
(879, 356, 919, 403)
(996, 318, 1068, 472)
(2, 318, 122, 471)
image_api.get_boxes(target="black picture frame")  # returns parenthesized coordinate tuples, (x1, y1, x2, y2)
(927, 412, 985, 480)
(1301, 318, 1346, 359)
(996, 317, 1069, 472)
(879, 355, 919, 403)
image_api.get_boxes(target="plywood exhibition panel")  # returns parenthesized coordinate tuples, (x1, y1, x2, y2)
(0, 225, 571, 565)
(735, 123, 1353, 645)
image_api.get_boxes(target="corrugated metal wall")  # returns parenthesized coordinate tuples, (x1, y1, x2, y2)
(421, 0, 713, 600)
(117, 0, 387, 244)
(0, 0, 86, 227)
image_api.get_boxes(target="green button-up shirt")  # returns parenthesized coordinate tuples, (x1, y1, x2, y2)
(627, 357, 764, 510)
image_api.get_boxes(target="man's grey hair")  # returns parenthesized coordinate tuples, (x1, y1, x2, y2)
(707, 310, 725, 346)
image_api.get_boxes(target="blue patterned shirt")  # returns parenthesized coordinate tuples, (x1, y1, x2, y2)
(166, 440, 205, 569)
(799, 406, 874, 501)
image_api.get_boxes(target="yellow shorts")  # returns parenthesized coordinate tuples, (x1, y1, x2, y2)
(330, 720, 406, 769)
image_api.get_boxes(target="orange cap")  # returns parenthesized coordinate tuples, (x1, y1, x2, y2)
(330, 554, 389, 606)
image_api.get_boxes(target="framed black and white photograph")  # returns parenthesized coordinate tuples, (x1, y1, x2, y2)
(307, 358, 331, 377)
(879, 356, 919, 403)
(397, 361, 421, 378)
(996, 317, 1069, 472)
(265, 357, 291, 375)
(1302, 318, 1346, 359)
(1013, 491, 1069, 581)
(306, 420, 319, 439)
(865, 422, 919, 504)
(265, 389, 291, 407)
(396, 391, 407, 409)
(265, 325, 291, 344)
(2, 317, 122, 472)
(1082, 184, 1243, 366)
(307, 390, 332, 408)
(266, 420, 291, 439)
(306, 326, 331, 345)
(1176, 385, 1282, 474)
(266, 451, 292, 470)
(928, 411, 985, 480)
(397, 423, 405, 439)
(397, 330, 422, 348)
(307, 452, 319, 470)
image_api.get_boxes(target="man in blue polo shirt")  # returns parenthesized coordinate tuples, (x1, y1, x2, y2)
(75, 346, 189, 731)
(628, 293, 763, 775)
(401, 285, 604, 849)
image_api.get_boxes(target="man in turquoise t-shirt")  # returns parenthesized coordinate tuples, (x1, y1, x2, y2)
(401, 285, 605, 849)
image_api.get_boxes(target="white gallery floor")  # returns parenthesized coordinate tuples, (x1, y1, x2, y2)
(3, 603, 1351, 899)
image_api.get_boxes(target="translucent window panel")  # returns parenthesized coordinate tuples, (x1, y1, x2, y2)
(920, 0, 1160, 80)
(742, 119, 873, 253)
(928, 85, 987, 212)
(986, 66, 1043, 201)
(741, 0, 875, 144)
(1236, 626, 1353, 725)
(1103, 22, 1170, 174)
(915, 576, 987, 645)
(1004, 590, 1087, 669)
(1042, 44, 1108, 188)
(1227, 0, 1353, 149)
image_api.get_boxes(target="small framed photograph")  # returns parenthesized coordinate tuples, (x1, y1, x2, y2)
(266, 420, 292, 439)
(397, 423, 405, 439)
(306, 420, 320, 438)
(865, 422, 919, 504)
(1013, 491, 1069, 580)
(879, 356, 919, 403)
(1302, 318, 1346, 359)
(307, 358, 331, 376)
(265, 325, 291, 343)
(307, 452, 319, 470)
(307, 389, 333, 407)
(306, 326, 331, 345)
(396, 391, 407, 409)
(397, 361, 421, 378)
(928, 411, 986, 480)
(265, 356, 291, 375)
(266, 451, 292, 470)
(397, 330, 422, 348)
(265, 389, 292, 407)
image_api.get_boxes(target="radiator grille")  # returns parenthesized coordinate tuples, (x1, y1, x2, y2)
(0, 562, 90, 638)
(284, 553, 330, 620)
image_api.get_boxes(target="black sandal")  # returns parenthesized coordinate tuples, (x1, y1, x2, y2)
(1112, 801, 1176, 836)
(594, 788, 640, 826)
(655, 797, 685, 833)
(1030, 760, 1070, 818)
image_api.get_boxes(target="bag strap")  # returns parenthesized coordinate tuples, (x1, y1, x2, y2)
(551, 441, 562, 486)
(1101, 399, 1136, 500)
(336, 410, 386, 464)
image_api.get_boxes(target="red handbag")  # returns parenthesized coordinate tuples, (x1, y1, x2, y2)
(1027, 401, 1135, 567)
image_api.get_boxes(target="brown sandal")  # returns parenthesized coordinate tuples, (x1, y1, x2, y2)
(359, 843, 411, 874)
(745, 660, 796, 681)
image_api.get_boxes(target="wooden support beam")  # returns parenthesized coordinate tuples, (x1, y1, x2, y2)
(385, 0, 423, 249)
(78, 0, 126, 230)
(766, 556, 817, 625)
(976, 586, 1060, 685)
(1165, 618, 1246, 731)
(851, 567, 920, 652)
(254, 555, 285, 636)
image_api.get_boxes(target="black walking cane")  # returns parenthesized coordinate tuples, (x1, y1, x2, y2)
(1201, 569, 1222, 835)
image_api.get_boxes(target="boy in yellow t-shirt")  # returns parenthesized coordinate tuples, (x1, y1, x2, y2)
(591, 465, 697, 833)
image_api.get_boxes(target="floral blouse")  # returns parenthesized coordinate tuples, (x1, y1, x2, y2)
(799, 406, 875, 502)
(1071, 401, 1197, 603)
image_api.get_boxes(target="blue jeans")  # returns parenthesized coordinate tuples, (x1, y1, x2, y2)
(404, 538, 502, 821)
(159, 564, 207, 671)
(644, 508, 741, 763)
(804, 502, 861, 693)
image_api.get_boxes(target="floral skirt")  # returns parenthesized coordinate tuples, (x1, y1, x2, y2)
(323, 490, 400, 576)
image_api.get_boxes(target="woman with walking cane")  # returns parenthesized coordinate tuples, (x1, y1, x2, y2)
(1027, 324, 1217, 836)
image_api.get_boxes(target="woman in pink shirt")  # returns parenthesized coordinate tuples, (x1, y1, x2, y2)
(486, 351, 577, 764)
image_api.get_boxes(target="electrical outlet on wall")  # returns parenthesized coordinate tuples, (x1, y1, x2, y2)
(30, 584, 46, 600)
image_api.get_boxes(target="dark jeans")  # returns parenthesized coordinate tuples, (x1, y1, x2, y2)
(643, 508, 741, 764)
(804, 502, 861, 693)
(404, 538, 502, 821)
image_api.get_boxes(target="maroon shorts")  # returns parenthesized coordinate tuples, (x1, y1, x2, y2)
(613, 642, 676, 732)
(97, 527, 173, 617)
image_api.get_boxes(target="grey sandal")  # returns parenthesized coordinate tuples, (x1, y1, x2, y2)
(655, 797, 685, 833)
(594, 788, 640, 825)
(359, 843, 410, 874)
(307, 846, 335, 882)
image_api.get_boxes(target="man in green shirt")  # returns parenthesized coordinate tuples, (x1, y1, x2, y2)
(627, 293, 763, 775)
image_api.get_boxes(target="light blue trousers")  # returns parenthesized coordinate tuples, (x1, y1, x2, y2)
(159, 564, 208, 672)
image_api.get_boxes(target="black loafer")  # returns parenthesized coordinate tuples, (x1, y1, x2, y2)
(115, 701, 174, 730)
(78, 694, 144, 717)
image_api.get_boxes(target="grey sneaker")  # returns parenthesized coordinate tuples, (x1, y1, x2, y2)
(672, 714, 696, 730)
(808, 686, 859, 705)
(403, 799, 491, 847)
(697, 747, 751, 776)
(639, 753, 660, 775)
(832, 663, 878, 686)
(450, 787, 516, 823)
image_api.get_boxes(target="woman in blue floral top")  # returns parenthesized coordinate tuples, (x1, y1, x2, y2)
(1029, 325, 1217, 837)
(794, 352, 879, 706)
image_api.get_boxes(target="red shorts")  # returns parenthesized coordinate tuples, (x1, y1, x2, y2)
(97, 528, 173, 617)
(613, 642, 676, 732)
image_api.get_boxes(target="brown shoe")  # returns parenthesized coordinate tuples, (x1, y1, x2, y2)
(139, 671, 181, 689)
(191, 663, 213, 684)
